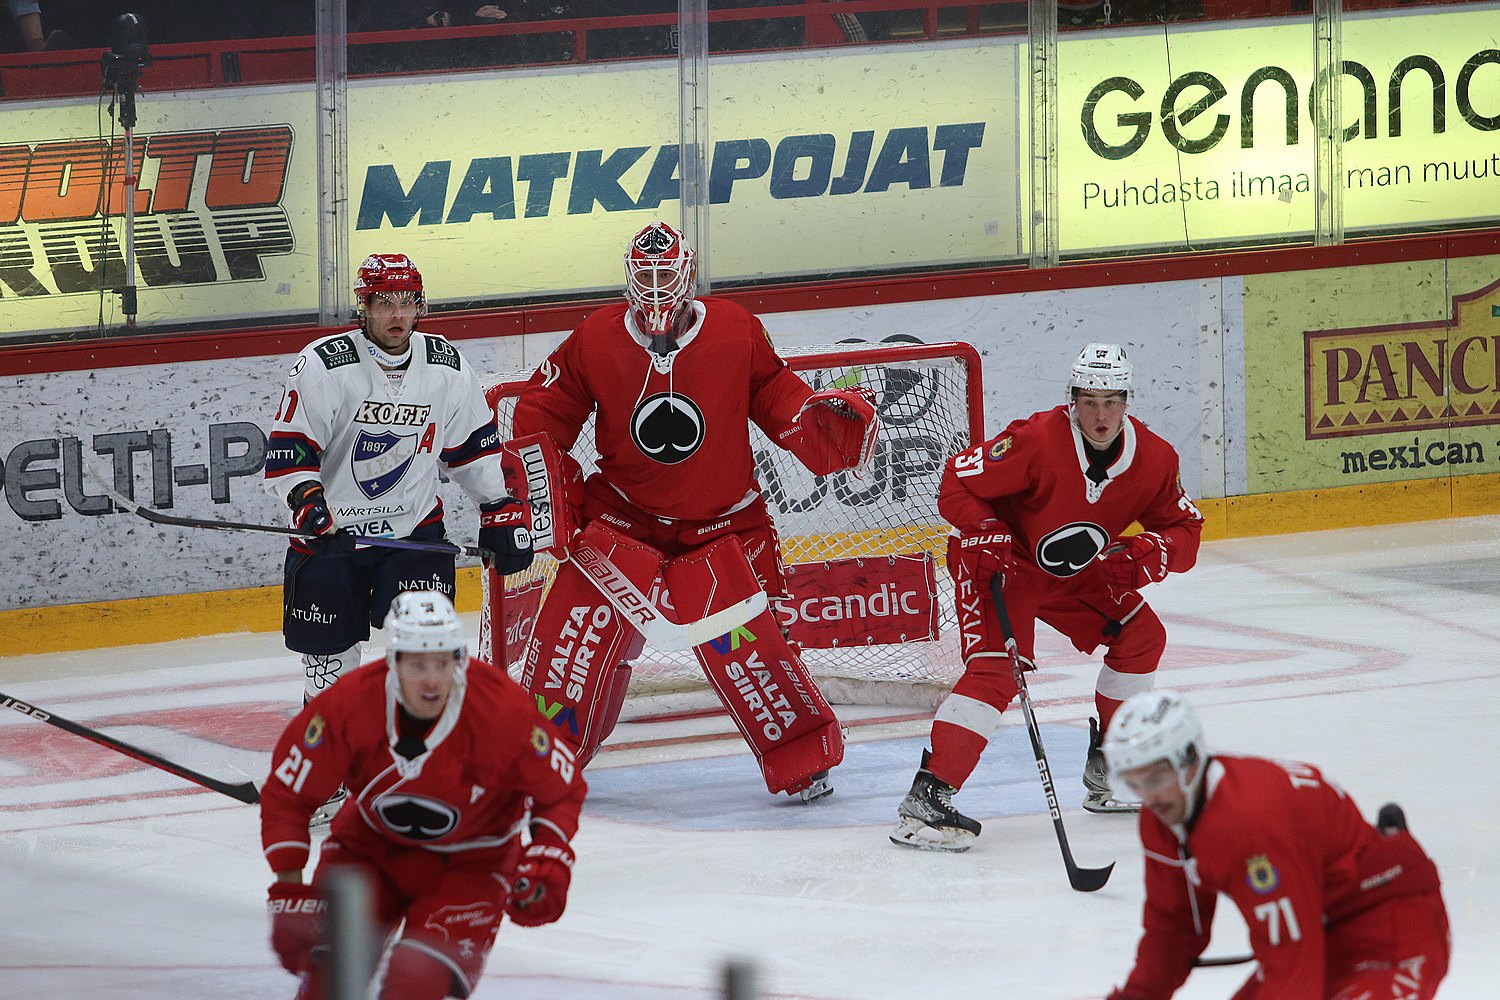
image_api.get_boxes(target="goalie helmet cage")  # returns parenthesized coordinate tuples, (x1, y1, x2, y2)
(480, 340, 984, 713)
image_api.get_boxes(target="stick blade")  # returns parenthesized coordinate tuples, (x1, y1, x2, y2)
(1068, 861, 1115, 893)
(645, 591, 769, 652)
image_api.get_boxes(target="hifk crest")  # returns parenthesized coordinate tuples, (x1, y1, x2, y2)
(352, 428, 417, 499)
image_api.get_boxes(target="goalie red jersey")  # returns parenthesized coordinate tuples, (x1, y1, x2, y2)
(514, 297, 822, 521)
(1113, 755, 1449, 1000)
(501, 221, 876, 803)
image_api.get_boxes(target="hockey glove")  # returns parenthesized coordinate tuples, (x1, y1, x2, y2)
(267, 881, 325, 975)
(288, 481, 335, 537)
(1098, 532, 1170, 592)
(480, 498, 535, 576)
(948, 521, 1014, 592)
(506, 840, 574, 927)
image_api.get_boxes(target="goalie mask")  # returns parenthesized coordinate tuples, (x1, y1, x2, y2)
(624, 221, 697, 341)
(1067, 342, 1132, 399)
(1104, 689, 1206, 802)
(354, 253, 427, 319)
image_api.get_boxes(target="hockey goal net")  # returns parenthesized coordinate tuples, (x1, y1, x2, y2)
(479, 340, 984, 710)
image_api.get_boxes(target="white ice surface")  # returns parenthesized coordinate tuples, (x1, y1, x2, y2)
(2, 516, 1497, 999)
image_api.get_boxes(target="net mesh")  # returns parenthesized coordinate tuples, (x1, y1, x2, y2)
(480, 341, 982, 710)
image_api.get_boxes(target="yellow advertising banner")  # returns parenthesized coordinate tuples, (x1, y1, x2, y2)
(346, 42, 1019, 300)
(1243, 254, 1500, 492)
(0, 89, 320, 333)
(0, 43, 1016, 335)
(1057, 7, 1500, 252)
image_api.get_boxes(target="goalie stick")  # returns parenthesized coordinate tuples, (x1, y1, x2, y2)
(1, 691, 261, 804)
(569, 540, 768, 653)
(990, 576, 1115, 893)
(82, 464, 494, 561)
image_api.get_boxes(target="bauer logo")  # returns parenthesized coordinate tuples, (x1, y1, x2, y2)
(0, 126, 295, 300)
(1304, 278, 1500, 441)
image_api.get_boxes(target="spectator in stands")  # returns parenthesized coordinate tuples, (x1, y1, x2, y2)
(5, 0, 46, 51)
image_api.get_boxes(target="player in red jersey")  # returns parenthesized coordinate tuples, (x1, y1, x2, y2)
(505, 220, 878, 802)
(1103, 690, 1450, 1000)
(260, 591, 586, 1000)
(891, 343, 1203, 850)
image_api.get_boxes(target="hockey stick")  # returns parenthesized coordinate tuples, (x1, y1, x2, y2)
(989, 576, 1115, 892)
(570, 540, 768, 653)
(1194, 953, 1254, 968)
(82, 464, 494, 560)
(1, 691, 261, 804)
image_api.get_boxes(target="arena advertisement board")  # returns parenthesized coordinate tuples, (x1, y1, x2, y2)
(2, 280, 1206, 610)
(0, 41, 1019, 338)
(0, 92, 319, 334)
(346, 40, 1020, 298)
(0, 334, 526, 611)
(1057, 6, 1500, 252)
(1241, 254, 1500, 493)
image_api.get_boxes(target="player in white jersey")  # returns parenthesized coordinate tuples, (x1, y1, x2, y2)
(264, 253, 534, 707)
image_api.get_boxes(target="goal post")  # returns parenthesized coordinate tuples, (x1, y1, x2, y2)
(479, 340, 984, 710)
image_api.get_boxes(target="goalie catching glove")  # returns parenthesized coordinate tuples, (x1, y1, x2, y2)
(506, 838, 575, 927)
(479, 498, 535, 576)
(1098, 532, 1170, 591)
(781, 386, 880, 476)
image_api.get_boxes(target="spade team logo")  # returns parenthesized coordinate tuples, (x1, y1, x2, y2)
(630, 392, 705, 465)
(1035, 521, 1110, 578)
(376, 794, 459, 841)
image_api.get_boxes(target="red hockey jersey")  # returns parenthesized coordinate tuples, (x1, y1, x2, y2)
(511, 297, 816, 521)
(260, 659, 586, 876)
(1116, 755, 1443, 1000)
(938, 406, 1202, 579)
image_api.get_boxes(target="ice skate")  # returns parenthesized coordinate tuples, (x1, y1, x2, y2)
(795, 769, 834, 803)
(309, 785, 348, 830)
(1083, 718, 1140, 814)
(890, 750, 981, 852)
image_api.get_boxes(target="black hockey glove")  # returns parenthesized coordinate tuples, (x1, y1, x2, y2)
(480, 498, 535, 576)
(287, 481, 336, 537)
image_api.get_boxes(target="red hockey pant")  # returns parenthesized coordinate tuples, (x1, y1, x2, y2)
(929, 566, 1165, 790)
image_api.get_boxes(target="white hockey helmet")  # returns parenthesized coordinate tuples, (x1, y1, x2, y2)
(1104, 689, 1206, 796)
(1068, 342, 1133, 398)
(384, 590, 469, 672)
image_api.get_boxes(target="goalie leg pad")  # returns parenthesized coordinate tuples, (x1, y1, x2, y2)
(664, 535, 844, 795)
(521, 521, 661, 761)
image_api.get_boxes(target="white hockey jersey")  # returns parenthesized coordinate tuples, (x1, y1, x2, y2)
(264, 328, 506, 540)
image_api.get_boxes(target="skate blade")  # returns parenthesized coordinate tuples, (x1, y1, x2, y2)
(889, 816, 976, 853)
(797, 778, 834, 804)
(309, 797, 347, 830)
(1082, 794, 1140, 815)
